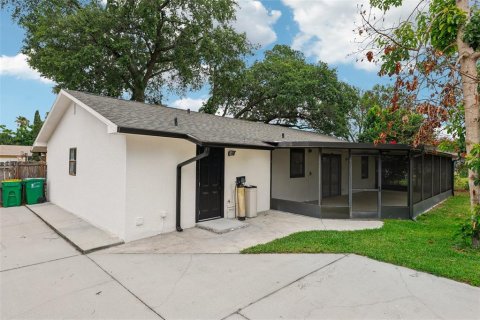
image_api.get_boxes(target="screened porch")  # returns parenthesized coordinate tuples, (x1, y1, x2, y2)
(270, 145, 454, 220)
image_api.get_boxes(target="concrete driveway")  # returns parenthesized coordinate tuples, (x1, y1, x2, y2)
(1, 206, 479, 319)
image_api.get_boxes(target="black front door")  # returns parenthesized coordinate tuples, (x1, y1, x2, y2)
(322, 154, 341, 198)
(197, 147, 224, 221)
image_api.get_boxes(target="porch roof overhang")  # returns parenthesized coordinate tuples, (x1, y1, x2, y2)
(271, 141, 457, 158)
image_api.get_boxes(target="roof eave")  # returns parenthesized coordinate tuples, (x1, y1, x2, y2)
(274, 141, 457, 158)
(117, 126, 275, 150)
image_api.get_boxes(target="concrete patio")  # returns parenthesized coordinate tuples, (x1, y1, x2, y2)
(1, 206, 479, 320)
(103, 210, 383, 254)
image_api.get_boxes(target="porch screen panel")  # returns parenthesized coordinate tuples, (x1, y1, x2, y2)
(381, 155, 408, 191)
(352, 191, 378, 218)
(381, 154, 408, 207)
(423, 155, 433, 199)
(441, 157, 450, 192)
(321, 156, 331, 198)
(433, 156, 441, 195)
(446, 159, 453, 190)
(412, 156, 422, 204)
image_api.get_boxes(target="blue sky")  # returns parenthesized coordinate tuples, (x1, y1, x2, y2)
(1, 0, 411, 130)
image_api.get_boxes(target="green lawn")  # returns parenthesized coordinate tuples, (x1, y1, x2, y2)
(243, 193, 480, 286)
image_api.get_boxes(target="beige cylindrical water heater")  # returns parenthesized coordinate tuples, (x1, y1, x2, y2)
(236, 186, 246, 221)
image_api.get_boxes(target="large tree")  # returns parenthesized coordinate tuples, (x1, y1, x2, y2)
(203, 45, 359, 139)
(0, 111, 45, 146)
(352, 85, 423, 144)
(2, 0, 252, 103)
(359, 0, 479, 206)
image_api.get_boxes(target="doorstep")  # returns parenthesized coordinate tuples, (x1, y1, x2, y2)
(196, 218, 248, 234)
(26, 203, 123, 254)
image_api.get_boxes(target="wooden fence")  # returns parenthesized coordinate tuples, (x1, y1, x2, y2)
(0, 161, 47, 180)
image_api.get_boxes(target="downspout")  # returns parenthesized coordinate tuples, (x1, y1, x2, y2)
(176, 147, 210, 232)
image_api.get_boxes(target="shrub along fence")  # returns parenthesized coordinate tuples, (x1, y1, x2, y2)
(0, 161, 47, 180)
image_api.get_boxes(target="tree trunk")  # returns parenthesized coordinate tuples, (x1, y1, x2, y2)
(131, 87, 146, 102)
(456, 0, 480, 208)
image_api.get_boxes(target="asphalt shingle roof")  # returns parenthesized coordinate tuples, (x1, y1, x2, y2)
(67, 90, 344, 148)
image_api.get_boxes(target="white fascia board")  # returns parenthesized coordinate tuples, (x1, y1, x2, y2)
(33, 90, 119, 149)
(61, 90, 118, 131)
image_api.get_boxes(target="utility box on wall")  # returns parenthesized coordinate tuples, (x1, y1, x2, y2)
(245, 185, 258, 218)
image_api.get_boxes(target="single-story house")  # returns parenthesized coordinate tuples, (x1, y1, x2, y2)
(0, 145, 32, 162)
(33, 90, 455, 242)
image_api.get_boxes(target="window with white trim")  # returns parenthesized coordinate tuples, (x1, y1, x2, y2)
(69, 148, 77, 176)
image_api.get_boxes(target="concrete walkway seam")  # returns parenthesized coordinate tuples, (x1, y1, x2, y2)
(223, 254, 349, 320)
(0, 254, 79, 273)
(85, 255, 166, 320)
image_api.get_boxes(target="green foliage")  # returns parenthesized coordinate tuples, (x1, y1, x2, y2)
(358, 105, 423, 144)
(378, 23, 414, 75)
(204, 45, 359, 139)
(465, 143, 480, 186)
(439, 105, 466, 156)
(31, 110, 43, 140)
(369, 0, 403, 11)
(464, 143, 480, 248)
(454, 175, 469, 191)
(0, 111, 44, 146)
(463, 10, 480, 51)
(243, 193, 480, 286)
(378, 0, 467, 75)
(457, 205, 480, 248)
(429, 0, 467, 55)
(9, 0, 251, 102)
(0, 125, 15, 145)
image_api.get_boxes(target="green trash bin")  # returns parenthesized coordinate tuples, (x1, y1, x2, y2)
(2, 179, 23, 207)
(23, 178, 46, 205)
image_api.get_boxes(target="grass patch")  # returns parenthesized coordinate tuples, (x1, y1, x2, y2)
(242, 193, 480, 286)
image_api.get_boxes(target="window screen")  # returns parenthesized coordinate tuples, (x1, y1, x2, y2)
(413, 156, 422, 204)
(441, 157, 448, 192)
(69, 148, 77, 176)
(433, 156, 441, 195)
(446, 158, 453, 190)
(361, 156, 369, 179)
(381, 155, 408, 191)
(423, 155, 433, 199)
(290, 149, 305, 178)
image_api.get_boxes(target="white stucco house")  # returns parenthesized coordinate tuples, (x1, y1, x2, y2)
(33, 90, 455, 242)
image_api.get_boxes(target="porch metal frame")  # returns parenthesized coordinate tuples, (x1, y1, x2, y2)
(271, 146, 455, 220)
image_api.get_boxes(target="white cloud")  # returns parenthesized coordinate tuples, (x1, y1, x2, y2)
(232, 0, 281, 47)
(283, 0, 419, 71)
(0, 53, 54, 84)
(171, 97, 206, 112)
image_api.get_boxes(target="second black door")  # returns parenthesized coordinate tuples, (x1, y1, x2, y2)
(197, 147, 224, 221)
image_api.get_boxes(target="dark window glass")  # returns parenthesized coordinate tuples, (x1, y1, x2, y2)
(69, 148, 77, 176)
(290, 149, 305, 178)
(361, 156, 369, 179)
